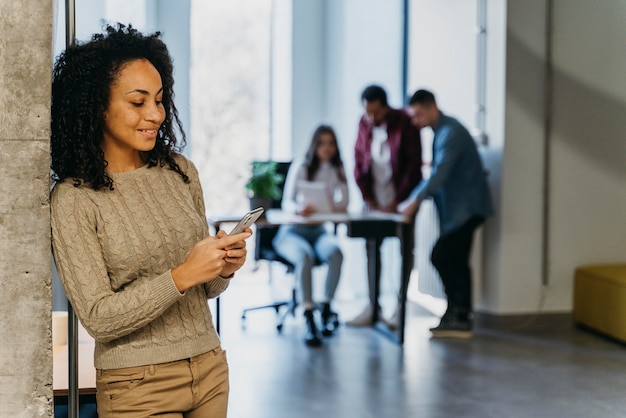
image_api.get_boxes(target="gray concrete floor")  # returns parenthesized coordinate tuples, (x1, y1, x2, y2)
(217, 269, 626, 418)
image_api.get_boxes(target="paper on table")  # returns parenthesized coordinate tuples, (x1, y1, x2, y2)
(298, 181, 333, 213)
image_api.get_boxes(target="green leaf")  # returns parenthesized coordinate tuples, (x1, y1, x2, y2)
(244, 161, 284, 200)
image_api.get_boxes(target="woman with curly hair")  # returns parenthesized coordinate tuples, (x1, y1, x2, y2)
(50, 23, 250, 417)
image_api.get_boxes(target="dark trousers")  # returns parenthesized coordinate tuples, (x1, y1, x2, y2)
(431, 216, 484, 314)
(365, 220, 415, 309)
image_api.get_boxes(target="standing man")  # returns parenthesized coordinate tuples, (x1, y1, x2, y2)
(348, 84, 423, 328)
(399, 89, 494, 338)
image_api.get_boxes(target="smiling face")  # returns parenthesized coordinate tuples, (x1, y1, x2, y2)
(102, 58, 165, 170)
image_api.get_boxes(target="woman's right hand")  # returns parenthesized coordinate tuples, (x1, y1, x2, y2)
(171, 232, 251, 292)
(297, 204, 316, 217)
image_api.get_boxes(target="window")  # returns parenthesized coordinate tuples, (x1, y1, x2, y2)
(190, 0, 292, 213)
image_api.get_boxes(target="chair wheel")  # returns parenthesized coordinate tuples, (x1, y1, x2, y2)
(276, 323, 283, 333)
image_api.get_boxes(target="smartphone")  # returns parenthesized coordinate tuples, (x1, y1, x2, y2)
(228, 207, 264, 235)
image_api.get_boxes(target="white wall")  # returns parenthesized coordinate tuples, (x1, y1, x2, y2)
(484, 0, 626, 315)
(291, 0, 325, 158)
(493, 0, 548, 313)
(271, 0, 293, 161)
(547, 0, 626, 308)
(478, 0, 507, 312)
(153, 0, 191, 152)
(407, 0, 477, 133)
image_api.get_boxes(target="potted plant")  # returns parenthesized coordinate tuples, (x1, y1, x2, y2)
(245, 161, 285, 212)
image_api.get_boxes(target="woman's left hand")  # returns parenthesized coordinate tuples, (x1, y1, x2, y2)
(215, 228, 251, 277)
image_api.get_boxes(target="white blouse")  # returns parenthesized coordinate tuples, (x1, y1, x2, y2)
(370, 124, 396, 207)
(281, 159, 349, 214)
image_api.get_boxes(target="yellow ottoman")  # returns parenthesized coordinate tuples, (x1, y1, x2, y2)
(574, 264, 626, 343)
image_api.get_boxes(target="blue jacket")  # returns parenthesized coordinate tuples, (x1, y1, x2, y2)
(410, 113, 493, 235)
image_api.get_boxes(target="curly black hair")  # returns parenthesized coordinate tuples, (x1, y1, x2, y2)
(51, 23, 188, 190)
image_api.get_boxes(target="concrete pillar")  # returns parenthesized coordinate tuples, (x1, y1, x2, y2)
(0, 0, 54, 416)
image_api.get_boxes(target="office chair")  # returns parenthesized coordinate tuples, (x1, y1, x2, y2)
(240, 161, 326, 333)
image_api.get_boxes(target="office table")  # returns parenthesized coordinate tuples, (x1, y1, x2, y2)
(208, 209, 414, 344)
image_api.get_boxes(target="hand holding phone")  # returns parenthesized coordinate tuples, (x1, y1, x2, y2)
(228, 207, 264, 235)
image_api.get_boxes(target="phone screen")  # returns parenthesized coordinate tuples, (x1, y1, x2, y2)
(229, 207, 264, 235)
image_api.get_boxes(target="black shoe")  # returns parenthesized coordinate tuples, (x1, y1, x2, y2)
(430, 316, 473, 339)
(304, 309, 322, 347)
(320, 303, 340, 337)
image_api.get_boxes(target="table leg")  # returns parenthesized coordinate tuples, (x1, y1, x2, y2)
(340, 218, 415, 344)
(367, 237, 383, 323)
(398, 222, 414, 344)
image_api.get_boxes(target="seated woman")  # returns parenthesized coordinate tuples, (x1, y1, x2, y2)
(273, 125, 349, 347)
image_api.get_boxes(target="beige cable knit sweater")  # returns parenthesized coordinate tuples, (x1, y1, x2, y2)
(51, 154, 229, 370)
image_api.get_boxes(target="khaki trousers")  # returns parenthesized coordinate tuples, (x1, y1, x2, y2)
(96, 346, 229, 418)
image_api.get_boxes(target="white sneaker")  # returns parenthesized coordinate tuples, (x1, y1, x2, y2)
(346, 304, 377, 327)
